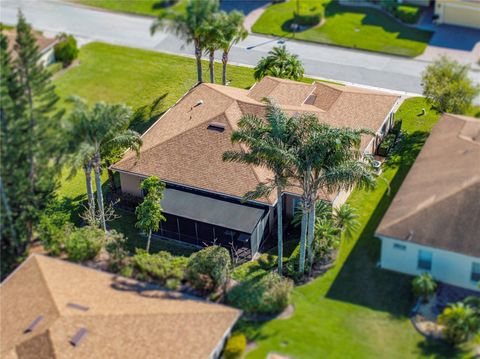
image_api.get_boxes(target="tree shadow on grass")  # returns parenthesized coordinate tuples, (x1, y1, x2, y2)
(130, 93, 168, 134)
(416, 339, 469, 359)
(326, 130, 431, 318)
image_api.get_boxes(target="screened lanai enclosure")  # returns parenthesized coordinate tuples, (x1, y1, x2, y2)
(154, 188, 271, 260)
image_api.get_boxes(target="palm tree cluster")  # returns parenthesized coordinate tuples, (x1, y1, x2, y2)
(67, 97, 142, 231)
(151, 0, 247, 85)
(254, 45, 305, 81)
(223, 100, 376, 275)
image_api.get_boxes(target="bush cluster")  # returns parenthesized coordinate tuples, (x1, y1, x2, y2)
(186, 246, 231, 294)
(54, 33, 78, 67)
(133, 249, 187, 288)
(64, 226, 103, 262)
(38, 203, 73, 256)
(223, 333, 247, 359)
(377, 132, 396, 157)
(292, 12, 321, 27)
(227, 272, 293, 315)
(394, 5, 421, 24)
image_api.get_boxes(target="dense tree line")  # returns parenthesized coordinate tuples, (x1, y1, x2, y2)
(0, 13, 66, 277)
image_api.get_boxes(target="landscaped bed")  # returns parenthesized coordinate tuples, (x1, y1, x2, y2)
(252, 0, 432, 57)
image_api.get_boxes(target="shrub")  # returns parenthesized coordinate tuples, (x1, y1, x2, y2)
(438, 302, 479, 345)
(54, 33, 78, 67)
(395, 5, 421, 24)
(412, 273, 437, 303)
(133, 250, 187, 285)
(422, 56, 479, 113)
(105, 230, 129, 272)
(38, 202, 73, 256)
(223, 333, 247, 359)
(292, 11, 321, 27)
(377, 133, 396, 157)
(186, 246, 231, 294)
(64, 226, 103, 262)
(227, 272, 293, 314)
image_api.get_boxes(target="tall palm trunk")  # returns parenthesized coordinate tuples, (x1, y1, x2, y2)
(93, 152, 106, 232)
(276, 186, 283, 274)
(221, 50, 228, 85)
(146, 228, 152, 253)
(306, 201, 316, 272)
(208, 49, 215, 83)
(83, 162, 95, 219)
(105, 159, 116, 193)
(298, 206, 309, 274)
(194, 39, 203, 83)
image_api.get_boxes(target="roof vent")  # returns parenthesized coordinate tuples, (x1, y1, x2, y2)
(24, 315, 43, 333)
(207, 122, 225, 132)
(70, 328, 88, 347)
(194, 100, 204, 107)
(67, 303, 89, 312)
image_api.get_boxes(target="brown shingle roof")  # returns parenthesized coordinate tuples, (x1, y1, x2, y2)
(0, 255, 240, 359)
(4, 29, 57, 60)
(112, 77, 399, 204)
(376, 114, 480, 257)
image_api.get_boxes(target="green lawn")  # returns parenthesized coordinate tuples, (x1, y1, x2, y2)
(72, 0, 186, 17)
(252, 0, 433, 57)
(238, 97, 473, 358)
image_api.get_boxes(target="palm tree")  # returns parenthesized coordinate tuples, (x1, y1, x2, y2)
(223, 99, 297, 274)
(199, 13, 223, 83)
(412, 273, 437, 303)
(438, 302, 480, 345)
(217, 10, 247, 86)
(151, 0, 219, 83)
(291, 118, 376, 273)
(254, 45, 304, 81)
(333, 203, 359, 240)
(67, 97, 142, 231)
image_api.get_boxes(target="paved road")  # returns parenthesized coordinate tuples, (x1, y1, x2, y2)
(1, 0, 478, 97)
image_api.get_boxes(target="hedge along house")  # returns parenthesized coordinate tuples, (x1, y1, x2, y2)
(112, 77, 401, 258)
(376, 114, 480, 291)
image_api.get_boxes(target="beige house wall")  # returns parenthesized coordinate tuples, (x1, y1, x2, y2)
(119, 172, 143, 197)
(435, 0, 480, 29)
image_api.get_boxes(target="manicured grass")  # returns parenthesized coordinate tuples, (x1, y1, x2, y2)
(252, 0, 432, 57)
(73, 0, 186, 17)
(238, 97, 473, 358)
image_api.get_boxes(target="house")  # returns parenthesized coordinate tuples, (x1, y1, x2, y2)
(433, 0, 480, 29)
(4, 29, 57, 66)
(112, 76, 401, 258)
(376, 114, 480, 291)
(0, 254, 241, 359)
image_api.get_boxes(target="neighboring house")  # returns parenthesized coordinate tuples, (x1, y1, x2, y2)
(376, 114, 480, 291)
(5, 29, 57, 66)
(112, 76, 401, 258)
(0, 254, 240, 359)
(433, 0, 480, 29)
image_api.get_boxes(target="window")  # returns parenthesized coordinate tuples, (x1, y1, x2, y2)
(393, 243, 406, 251)
(471, 262, 480, 282)
(417, 250, 432, 271)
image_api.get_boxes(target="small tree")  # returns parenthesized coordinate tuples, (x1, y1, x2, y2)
(438, 302, 480, 345)
(421, 55, 479, 113)
(412, 273, 437, 303)
(54, 33, 78, 67)
(135, 177, 166, 253)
